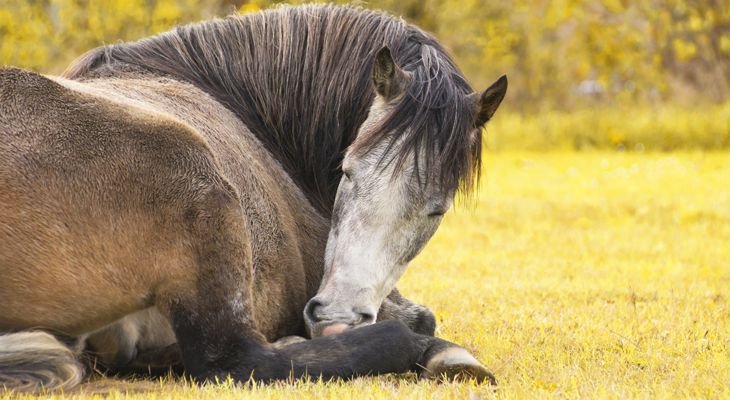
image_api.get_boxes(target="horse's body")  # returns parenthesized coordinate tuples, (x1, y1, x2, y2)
(0, 69, 322, 340)
(0, 65, 430, 374)
(0, 4, 506, 391)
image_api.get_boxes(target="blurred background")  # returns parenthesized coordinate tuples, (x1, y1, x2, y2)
(1, 0, 728, 151)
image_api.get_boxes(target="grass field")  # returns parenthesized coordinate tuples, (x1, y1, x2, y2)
(5, 151, 729, 399)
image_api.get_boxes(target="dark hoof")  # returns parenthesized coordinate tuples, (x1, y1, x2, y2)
(421, 347, 497, 385)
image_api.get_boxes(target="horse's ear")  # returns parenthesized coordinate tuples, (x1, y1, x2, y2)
(372, 47, 407, 101)
(470, 75, 508, 127)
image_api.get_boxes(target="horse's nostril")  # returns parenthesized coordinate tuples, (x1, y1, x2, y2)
(357, 311, 376, 326)
(303, 298, 325, 324)
(304, 298, 376, 331)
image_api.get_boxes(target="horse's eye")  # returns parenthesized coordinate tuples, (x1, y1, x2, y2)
(427, 210, 445, 218)
(342, 170, 352, 181)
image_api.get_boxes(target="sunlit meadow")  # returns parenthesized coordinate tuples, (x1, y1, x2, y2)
(3, 151, 729, 399)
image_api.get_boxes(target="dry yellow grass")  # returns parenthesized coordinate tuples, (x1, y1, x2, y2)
(3, 151, 729, 399)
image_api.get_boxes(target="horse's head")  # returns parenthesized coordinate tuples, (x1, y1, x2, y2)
(304, 47, 507, 337)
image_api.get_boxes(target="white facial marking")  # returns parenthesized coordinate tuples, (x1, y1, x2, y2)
(306, 97, 454, 336)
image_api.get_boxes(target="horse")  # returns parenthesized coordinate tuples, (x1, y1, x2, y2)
(0, 4, 507, 392)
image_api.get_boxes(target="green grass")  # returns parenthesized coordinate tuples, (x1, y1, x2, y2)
(4, 151, 729, 399)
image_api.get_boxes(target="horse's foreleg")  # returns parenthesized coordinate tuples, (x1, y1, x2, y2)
(272, 320, 496, 383)
(378, 288, 436, 336)
(158, 184, 493, 384)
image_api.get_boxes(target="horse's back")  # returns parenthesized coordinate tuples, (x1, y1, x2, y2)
(0, 68, 230, 335)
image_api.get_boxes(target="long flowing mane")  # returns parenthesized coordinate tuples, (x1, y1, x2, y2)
(64, 4, 479, 215)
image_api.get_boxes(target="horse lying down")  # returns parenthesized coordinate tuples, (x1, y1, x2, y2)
(0, 4, 507, 392)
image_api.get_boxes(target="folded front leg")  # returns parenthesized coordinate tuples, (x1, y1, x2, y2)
(273, 320, 496, 384)
(378, 288, 437, 336)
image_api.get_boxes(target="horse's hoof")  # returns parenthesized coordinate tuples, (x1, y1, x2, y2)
(421, 347, 497, 385)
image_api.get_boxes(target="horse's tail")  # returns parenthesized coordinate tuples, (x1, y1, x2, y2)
(0, 331, 84, 392)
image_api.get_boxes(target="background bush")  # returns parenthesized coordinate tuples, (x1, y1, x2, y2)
(1, 0, 728, 150)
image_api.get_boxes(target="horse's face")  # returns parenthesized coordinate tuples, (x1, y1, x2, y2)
(304, 48, 507, 337)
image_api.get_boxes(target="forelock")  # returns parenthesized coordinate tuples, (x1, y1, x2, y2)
(352, 35, 481, 196)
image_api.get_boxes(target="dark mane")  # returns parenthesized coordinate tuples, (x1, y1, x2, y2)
(64, 4, 479, 214)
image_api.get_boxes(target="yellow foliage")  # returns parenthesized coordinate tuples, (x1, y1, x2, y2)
(673, 38, 698, 61)
(1, 0, 728, 107)
(721, 34, 730, 54)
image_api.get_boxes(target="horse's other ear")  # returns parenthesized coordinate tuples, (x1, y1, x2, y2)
(471, 75, 508, 127)
(372, 47, 408, 101)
